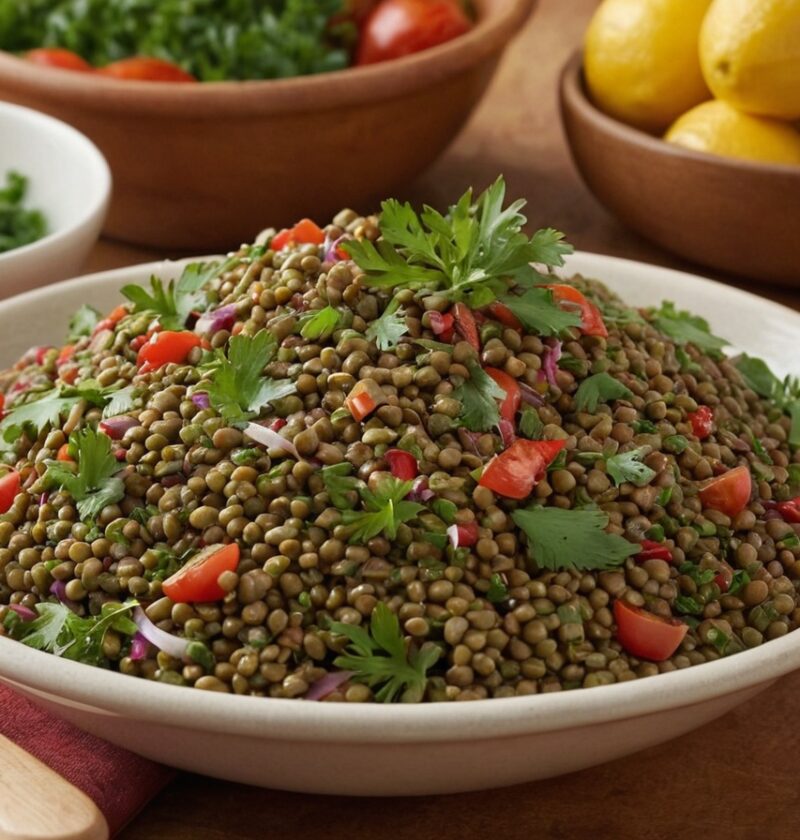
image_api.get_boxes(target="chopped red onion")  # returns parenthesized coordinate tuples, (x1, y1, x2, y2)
(542, 340, 562, 389)
(129, 632, 151, 661)
(191, 392, 210, 410)
(519, 382, 545, 407)
(99, 415, 138, 440)
(50, 580, 69, 603)
(269, 418, 287, 431)
(243, 422, 298, 459)
(408, 476, 435, 502)
(323, 234, 352, 264)
(133, 607, 188, 660)
(38, 492, 48, 507)
(305, 670, 354, 701)
(8, 604, 36, 621)
(195, 304, 238, 335)
(498, 418, 516, 448)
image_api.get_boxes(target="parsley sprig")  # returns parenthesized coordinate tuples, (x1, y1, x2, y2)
(453, 357, 505, 432)
(512, 506, 639, 571)
(574, 373, 634, 413)
(44, 428, 125, 521)
(330, 602, 440, 703)
(649, 301, 729, 358)
(343, 178, 573, 303)
(606, 447, 657, 487)
(366, 298, 408, 351)
(202, 329, 295, 423)
(734, 354, 800, 448)
(500, 287, 581, 336)
(341, 475, 424, 543)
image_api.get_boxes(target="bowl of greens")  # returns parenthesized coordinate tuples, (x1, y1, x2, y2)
(0, 102, 110, 298)
(0, 0, 535, 251)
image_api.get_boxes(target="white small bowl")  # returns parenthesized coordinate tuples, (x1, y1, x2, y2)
(0, 101, 110, 297)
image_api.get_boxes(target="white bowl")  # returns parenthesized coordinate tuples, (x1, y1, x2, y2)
(0, 101, 110, 297)
(0, 252, 798, 795)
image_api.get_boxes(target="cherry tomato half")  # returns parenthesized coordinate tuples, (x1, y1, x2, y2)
(485, 367, 521, 424)
(385, 448, 418, 480)
(0, 471, 20, 514)
(98, 57, 196, 83)
(542, 284, 608, 338)
(357, 0, 472, 65)
(162, 544, 240, 603)
(26, 48, 93, 72)
(479, 439, 565, 500)
(614, 599, 688, 662)
(271, 219, 326, 251)
(137, 331, 201, 374)
(698, 465, 752, 518)
(777, 497, 800, 524)
(688, 405, 714, 440)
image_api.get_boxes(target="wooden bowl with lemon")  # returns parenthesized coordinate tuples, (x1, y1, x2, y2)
(559, 0, 800, 286)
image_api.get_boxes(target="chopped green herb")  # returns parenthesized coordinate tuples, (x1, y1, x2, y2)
(519, 406, 544, 439)
(298, 305, 341, 340)
(632, 418, 658, 434)
(727, 570, 750, 597)
(605, 447, 656, 487)
(511, 506, 639, 572)
(747, 429, 773, 465)
(500, 288, 581, 337)
(0, 171, 47, 254)
(431, 498, 457, 525)
(486, 574, 509, 604)
(573, 373, 634, 413)
(330, 602, 440, 703)
(321, 462, 360, 510)
(102, 385, 139, 419)
(453, 357, 504, 432)
(44, 428, 125, 522)
(663, 435, 689, 454)
(678, 562, 716, 588)
(67, 304, 101, 341)
(674, 594, 705, 616)
(341, 476, 423, 543)
(650, 301, 728, 357)
(656, 485, 674, 506)
(675, 346, 701, 375)
(365, 298, 407, 351)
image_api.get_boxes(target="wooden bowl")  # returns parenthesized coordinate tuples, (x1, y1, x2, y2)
(559, 51, 800, 286)
(0, 0, 535, 252)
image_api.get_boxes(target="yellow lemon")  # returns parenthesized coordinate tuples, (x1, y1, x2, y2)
(665, 100, 800, 165)
(584, 0, 712, 134)
(700, 0, 800, 120)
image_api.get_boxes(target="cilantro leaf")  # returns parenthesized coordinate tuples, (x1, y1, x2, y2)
(44, 428, 125, 522)
(102, 385, 139, 419)
(500, 288, 582, 337)
(650, 301, 728, 356)
(16, 602, 69, 653)
(733, 354, 800, 448)
(605, 447, 656, 487)
(341, 475, 423, 543)
(366, 297, 408, 351)
(486, 573, 509, 604)
(453, 357, 505, 432)
(512, 506, 639, 572)
(321, 462, 361, 510)
(67, 304, 101, 341)
(205, 330, 295, 423)
(574, 373, 634, 413)
(299, 305, 342, 340)
(330, 602, 440, 703)
(519, 406, 544, 439)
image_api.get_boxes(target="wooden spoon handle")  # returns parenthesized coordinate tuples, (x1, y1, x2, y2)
(0, 733, 108, 840)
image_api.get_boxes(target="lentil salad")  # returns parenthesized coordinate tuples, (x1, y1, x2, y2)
(1, 179, 799, 703)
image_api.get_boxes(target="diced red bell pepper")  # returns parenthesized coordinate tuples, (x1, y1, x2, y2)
(486, 301, 523, 332)
(59, 366, 79, 385)
(269, 418, 288, 432)
(698, 465, 752, 517)
(137, 331, 201, 374)
(385, 449, 418, 480)
(485, 367, 521, 424)
(777, 497, 800, 524)
(542, 284, 608, 338)
(614, 600, 688, 662)
(688, 405, 714, 440)
(56, 344, 76, 367)
(162, 544, 240, 603)
(452, 303, 480, 352)
(0, 471, 20, 514)
(271, 219, 325, 251)
(456, 521, 479, 547)
(429, 311, 455, 343)
(56, 443, 74, 462)
(479, 439, 566, 500)
(345, 379, 386, 422)
(635, 539, 673, 563)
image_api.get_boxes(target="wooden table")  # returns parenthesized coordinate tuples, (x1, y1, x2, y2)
(85, 1, 799, 836)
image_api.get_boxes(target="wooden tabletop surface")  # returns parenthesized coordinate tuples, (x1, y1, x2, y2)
(80, 0, 800, 836)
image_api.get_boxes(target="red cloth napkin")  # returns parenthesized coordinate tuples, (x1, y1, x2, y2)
(0, 683, 173, 837)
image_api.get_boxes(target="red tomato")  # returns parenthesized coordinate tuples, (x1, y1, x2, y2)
(56, 443, 73, 462)
(56, 344, 76, 367)
(428, 311, 455, 343)
(688, 405, 714, 440)
(271, 219, 325, 251)
(486, 301, 523, 331)
(456, 521, 479, 547)
(357, 0, 472, 65)
(485, 367, 521, 423)
(59, 366, 79, 385)
(0, 471, 20, 514)
(452, 302, 480, 352)
(162, 544, 240, 603)
(385, 448, 418, 480)
(777, 498, 800, 524)
(542, 284, 608, 338)
(26, 48, 93, 72)
(698, 465, 752, 517)
(614, 600, 688, 662)
(98, 57, 196, 83)
(137, 331, 201, 373)
(635, 539, 673, 563)
(479, 439, 565, 500)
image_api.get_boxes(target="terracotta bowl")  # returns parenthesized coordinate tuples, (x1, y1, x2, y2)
(0, 0, 535, 252)
(559, 51, 800, 287)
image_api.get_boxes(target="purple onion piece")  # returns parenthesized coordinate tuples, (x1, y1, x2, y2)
(38, 492, 49, 507)
(191, 392, 210, 410)
(133, 607, 188, 660)
(408, 476, 435, 503)
(50, 580, 69, 603)
(8, 604, 36, 621)
(519, 382, 545, 407)
(498, 418, 516, 448)
(323, 234, 352, 264)
(129, 632, 151, 661)
(99, 415, 139, 440)
(542, 339, 562, 389)
(195, 304, 238, 335)
(243, 422, 299, 459)
(305, 670, 355, 701)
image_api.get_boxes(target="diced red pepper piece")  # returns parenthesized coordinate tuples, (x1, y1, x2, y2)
(56, 344, 75, 367)
(271, 219, 325, 251)
(542, 284, 608, 338)
(59, 366, 79, 385)
(271, 228, 292, 251)
(385, 449, 418, 480)
(698, 465, 752, 517)
(776, 497, 800, 524)
(345, 379, 386, 422)
(452, 303, 480, 351)
(688, 405, 714, 440)
(635, 539, 673, 563)
(486, 301, 523, 331)
(137, 331, 201, 374)
(479, 439, 566, 500)
(0, 471, 20, 514)
(429, 311, 455, 343)
(614, 600, 688, 662)
(485, 367, 521, 424)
